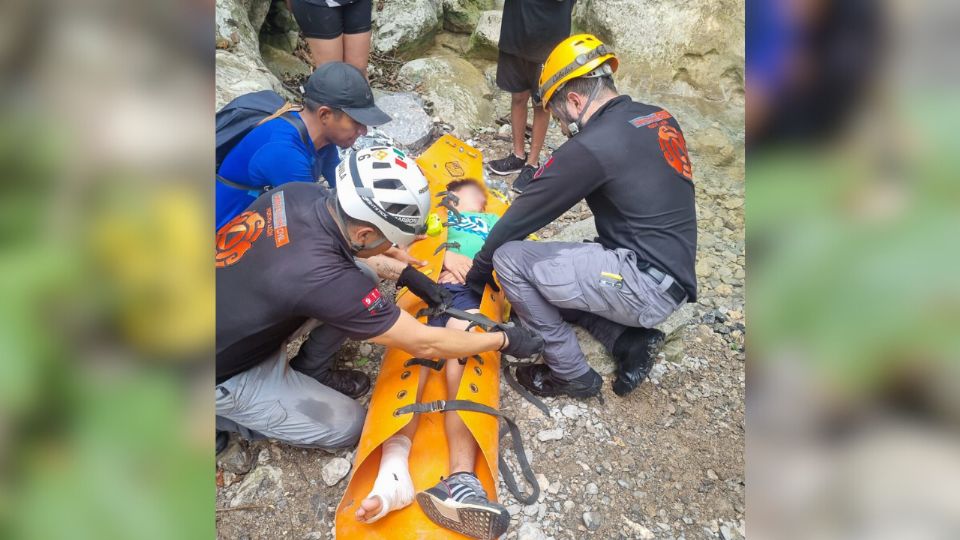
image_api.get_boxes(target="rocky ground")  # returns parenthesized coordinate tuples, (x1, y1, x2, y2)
(217, 1, 744, 538)
(216, 121, 745, 540)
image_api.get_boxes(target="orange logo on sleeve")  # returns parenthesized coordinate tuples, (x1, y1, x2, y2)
(216, 211, 265, 267)
(658, 125, 693, 181)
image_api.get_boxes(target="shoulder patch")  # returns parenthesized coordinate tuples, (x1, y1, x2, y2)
(629, 110, 673, 128)
(271, 191, 290, 247)
(361, 288, 387, 314)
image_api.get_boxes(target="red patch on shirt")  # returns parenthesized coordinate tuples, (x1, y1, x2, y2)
(533, 156, 554, 179)
(394, 158, 407, 169)
(361, 288, 387, 314)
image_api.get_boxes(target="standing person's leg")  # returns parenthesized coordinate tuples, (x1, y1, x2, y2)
(488, 52, 533, 176)
(340, 0, 372, 76)
(290, 0, 345, 67)
(528, 105, 549, 167)
(509, 91, 530, 159)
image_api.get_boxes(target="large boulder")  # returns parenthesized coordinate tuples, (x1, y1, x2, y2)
(573, 0, 744, 105)
(373, 92, 435, 152)
(442, 0, 494, 34)
(216, 0, 292, 108)
(398, 57, 492, 137)
(466, 10, 501, 61)
(372, 0, 443, 58)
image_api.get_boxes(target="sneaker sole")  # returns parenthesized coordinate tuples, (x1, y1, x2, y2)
(485, 163, 523, 176)
(416, 491, 509, 540)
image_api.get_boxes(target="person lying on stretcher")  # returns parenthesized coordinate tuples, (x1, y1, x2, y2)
(354, 179, 509, 540)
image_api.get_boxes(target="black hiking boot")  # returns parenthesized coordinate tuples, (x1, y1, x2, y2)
(417, 472, 510, 540)
(516, 364, 602, 398)
(611, 327, 665, 396)
(486, 152, 527, 175)
(318, 369, 371, 399)
(511, 164, 538, 193)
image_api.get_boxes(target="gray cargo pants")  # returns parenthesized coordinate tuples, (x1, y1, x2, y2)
(215, 260, 377, 448)
(493, 241, 681, 379)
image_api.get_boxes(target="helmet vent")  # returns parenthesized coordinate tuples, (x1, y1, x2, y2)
(374, 178, 405, 190)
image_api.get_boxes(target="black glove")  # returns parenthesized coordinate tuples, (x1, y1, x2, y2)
(465, 253, 499, 297)
(397, 265, 451, 309)
(499, 324, 544, 358)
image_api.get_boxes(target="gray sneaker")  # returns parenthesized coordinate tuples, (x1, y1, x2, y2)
(416, 472, 510, 539)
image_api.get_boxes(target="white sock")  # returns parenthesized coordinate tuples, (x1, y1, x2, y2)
(361, 434, 414, 522)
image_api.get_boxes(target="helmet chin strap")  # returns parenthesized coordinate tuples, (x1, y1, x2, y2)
(334, 199, 390, 254)
(561, 77, 605, 137)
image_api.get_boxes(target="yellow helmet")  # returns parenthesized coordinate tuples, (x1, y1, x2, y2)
(538, 34, 618, 109)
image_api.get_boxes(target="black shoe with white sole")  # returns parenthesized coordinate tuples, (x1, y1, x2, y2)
(486, 152, 527, 175)
(511, 164, 538, 193)
(416, 472, 510, 540)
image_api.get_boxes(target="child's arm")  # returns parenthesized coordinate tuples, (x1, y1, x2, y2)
(442, 251, 473, 283)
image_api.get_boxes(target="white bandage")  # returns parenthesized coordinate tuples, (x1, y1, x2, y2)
(360, 434, 414, 523)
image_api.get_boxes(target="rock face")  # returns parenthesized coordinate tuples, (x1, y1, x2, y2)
(374, 92, 435, 152)
(372, 0, 443, 58)
(216, 0, 292, 109)
(466, 10, 501, 60)
(261, 44, 312, 79)
(442, 0, 494, 33)
(259, 0, 302, 53)
(398, 57, 492, 137)
(573, 0, 744, 105)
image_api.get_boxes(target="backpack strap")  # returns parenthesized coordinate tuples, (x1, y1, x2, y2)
(217, 103, 315, 196)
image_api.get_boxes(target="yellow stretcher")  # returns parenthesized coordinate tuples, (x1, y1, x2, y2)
(335, 135, 527, 539)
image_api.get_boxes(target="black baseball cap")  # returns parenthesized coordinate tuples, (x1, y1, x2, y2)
(303, 62, 392, 127)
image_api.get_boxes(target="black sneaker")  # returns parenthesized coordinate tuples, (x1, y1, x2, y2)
(512, 164, 538, 193)
(611, 327, 665, 396)
(416, 472, 510, 540)
(516, 364, 602, 398)
(486, 152, 527, 175)
(318, 369, 371, 399)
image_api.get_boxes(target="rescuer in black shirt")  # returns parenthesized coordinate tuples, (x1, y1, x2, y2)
(216, 147, 543, 449)
(467, 34, 698, 399)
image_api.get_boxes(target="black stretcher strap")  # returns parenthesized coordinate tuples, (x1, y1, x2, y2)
(500, 360, 551, 417)
(403, 357, 446, 371)
(395, 399, 540, 506)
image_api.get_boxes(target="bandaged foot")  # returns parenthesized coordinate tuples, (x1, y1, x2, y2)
(355, 434, 414, 523)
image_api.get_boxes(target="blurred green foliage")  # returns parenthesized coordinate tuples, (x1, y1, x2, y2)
(748, 93, 960, 394)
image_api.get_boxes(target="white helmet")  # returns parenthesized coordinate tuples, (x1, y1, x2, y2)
(335, 146, 431, 248)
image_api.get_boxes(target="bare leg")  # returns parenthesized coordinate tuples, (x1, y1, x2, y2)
(527, 105, 549, 167)
(305, 35, 344, 68)
(342, 31, 372, 78)
(510, 91, 530, 159)
(443, 314, 479, 474)
(355, 366, 426, 522)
